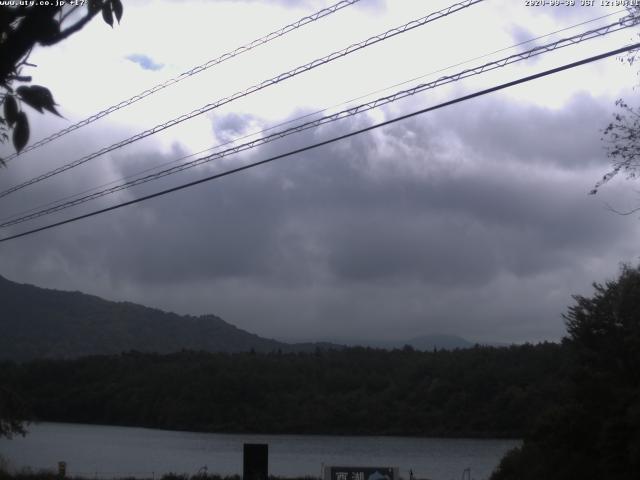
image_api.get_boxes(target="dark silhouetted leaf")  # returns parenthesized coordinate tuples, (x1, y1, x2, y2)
(44, 103, 62, 117)
(16, 85, 61, 117)
(3, 96, 18, 126)
(111, 0, 123, 23)
(13, 112, 29, 153)
(88, 0, 102, 13)
(36, 16, 61, 45)
(17, 86, 42, 113)
(102, 3, 113, 27)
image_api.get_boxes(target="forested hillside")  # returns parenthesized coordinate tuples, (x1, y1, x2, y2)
(0, 275, 291, 360)
(1, 343, 569, 438)
(0, 275, 467, 360)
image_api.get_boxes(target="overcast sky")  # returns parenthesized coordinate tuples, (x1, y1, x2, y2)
(1, 0, 640, 344)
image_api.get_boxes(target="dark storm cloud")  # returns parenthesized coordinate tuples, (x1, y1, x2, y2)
(0, 89, 637, 343)
(434, 92, 611, 170)
(58, 91, 628, 288)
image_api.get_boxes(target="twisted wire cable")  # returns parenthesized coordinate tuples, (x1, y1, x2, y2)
(4, 0, 362, 161)
(2, 15, 635, 229)
(0, 0, 484, 200)
(2, 41, 638, 244)
(2, 8, 622, 225)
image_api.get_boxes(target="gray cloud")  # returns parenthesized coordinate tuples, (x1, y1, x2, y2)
(211, 112, 258, 144)
(0, 89, 638, 345)
(434, 92, 611, 169)
(508, 25, 536, 47)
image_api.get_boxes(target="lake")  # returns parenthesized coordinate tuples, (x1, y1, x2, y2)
(0, 423, 519, 480)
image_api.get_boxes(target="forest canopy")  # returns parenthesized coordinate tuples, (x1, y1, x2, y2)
(0, 343, 569, 439)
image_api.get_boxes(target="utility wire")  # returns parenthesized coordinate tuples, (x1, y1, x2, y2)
(1, 16, 635, 229)
(3, 0, 363, 161)
(1, 42, 638, 244)
(0, 0, 484, 200)
(339, 8, 629, 109)
(1, 8, 625, 225)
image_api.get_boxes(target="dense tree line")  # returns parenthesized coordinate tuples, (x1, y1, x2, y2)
(491, 265, 640, 480)
(0, 343, 569, 439)
(0, 471, 256, 480)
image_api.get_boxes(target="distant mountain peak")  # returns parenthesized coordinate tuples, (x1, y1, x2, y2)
(314, 334, 475, 351)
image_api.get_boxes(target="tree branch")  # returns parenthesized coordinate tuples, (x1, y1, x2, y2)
(41, 6, 102, 46)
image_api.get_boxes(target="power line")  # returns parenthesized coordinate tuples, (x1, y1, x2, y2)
(3, 0, 363, 161)
(2, 8, 626, 226)
(341, 8, 629, 108)
(0, 0, 484, 200)
(0, 16, 635, 229)
(1, 42, 637, 244)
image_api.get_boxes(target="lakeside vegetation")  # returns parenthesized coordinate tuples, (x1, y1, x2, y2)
(0, 470, 317, 480)
(1, 342, 568, 439)
(2, 266, 639, 478)
(491, 265, 640, 480)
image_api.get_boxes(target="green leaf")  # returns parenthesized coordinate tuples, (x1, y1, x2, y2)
(13, 112, 29, 153)
(3, 96, 18, 127)
(111, 0, 123, 23)
(16, 85, 62, 117)
(102, 3, 114, 27)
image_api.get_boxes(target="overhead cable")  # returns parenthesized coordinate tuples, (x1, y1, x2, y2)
(1, 41, 638, 244)
(3, 0, 363, 161)
(2, 7, 625, 225)
(1, 16, 636, 229)
(0, 0, 484, 199)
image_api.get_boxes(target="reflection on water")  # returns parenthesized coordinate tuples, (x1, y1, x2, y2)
(0, 422, 519, 480)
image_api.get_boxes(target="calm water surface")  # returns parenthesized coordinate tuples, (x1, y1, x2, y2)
(0, 423, 519, 480)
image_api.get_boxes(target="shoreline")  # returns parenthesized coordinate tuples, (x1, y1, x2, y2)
(15, 420, 523, 442)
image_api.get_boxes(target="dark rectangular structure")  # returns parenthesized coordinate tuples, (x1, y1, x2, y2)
(243, 443, 268, 480)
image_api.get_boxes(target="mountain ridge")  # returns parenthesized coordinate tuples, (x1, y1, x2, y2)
(0, 274, 477, 361)
(0, 274, 295, 361)
(332, 334, 475, 350)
